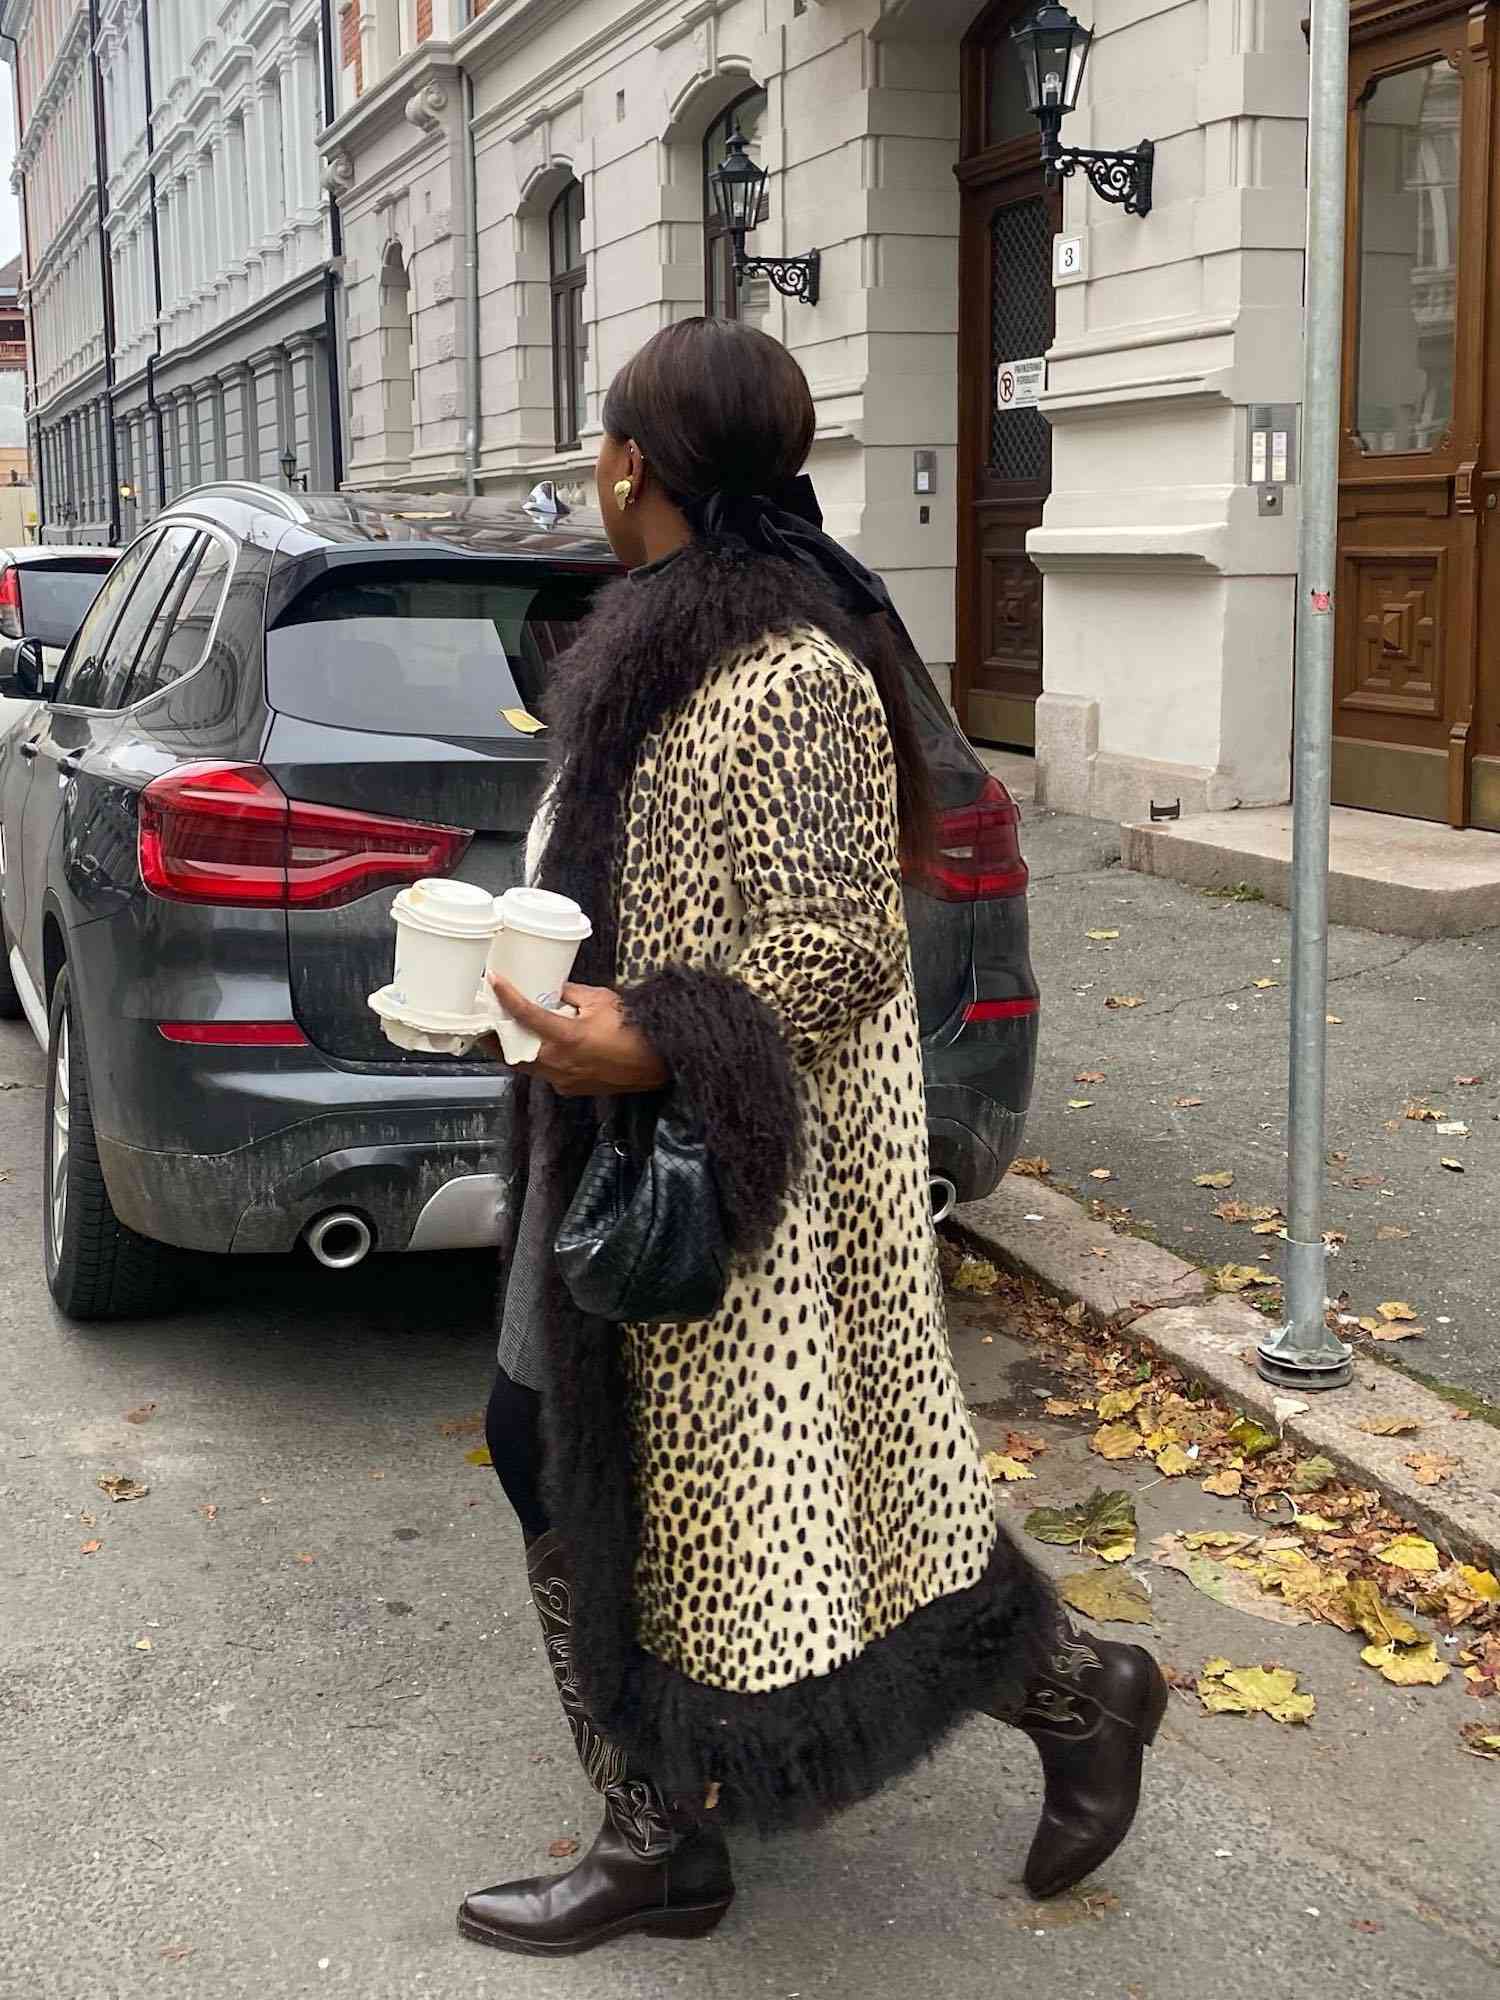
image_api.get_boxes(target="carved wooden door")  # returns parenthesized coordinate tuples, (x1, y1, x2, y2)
(956, 4, 1059, 748)
(1335, 2, 1495, 826)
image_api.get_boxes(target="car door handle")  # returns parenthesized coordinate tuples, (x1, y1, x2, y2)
(19, 737, 40, 760)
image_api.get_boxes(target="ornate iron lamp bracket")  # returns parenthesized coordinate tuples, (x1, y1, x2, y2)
(1045, 136, 1154, 217)
(734, 247, 821, 306)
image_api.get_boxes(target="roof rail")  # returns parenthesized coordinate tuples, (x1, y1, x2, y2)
(168, 480, 309, 525)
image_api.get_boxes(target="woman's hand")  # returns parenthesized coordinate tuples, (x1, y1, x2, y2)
(487, 977, 668, 1097)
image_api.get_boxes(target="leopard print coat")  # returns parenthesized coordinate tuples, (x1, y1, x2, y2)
(503, 544, 1051, 1833)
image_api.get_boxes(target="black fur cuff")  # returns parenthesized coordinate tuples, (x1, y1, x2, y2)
(621, 964, 803, 1256)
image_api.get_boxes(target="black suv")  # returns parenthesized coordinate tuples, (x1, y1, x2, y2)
(0, 483, 1036, 1320)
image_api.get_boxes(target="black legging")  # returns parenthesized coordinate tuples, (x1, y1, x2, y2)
(485, 1367, 551, 1542)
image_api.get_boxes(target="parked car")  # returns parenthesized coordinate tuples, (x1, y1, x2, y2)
(0, 481, 1036, 1321)
(0, 545, 119, 730)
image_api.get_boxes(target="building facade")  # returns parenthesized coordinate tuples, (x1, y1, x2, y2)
(4, 0, 341, 547)
(0, 252, 30, 487)
(317, 0, 1310, 829)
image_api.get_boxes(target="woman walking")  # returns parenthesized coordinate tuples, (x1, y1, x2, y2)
(461, 317, 1164, 1956)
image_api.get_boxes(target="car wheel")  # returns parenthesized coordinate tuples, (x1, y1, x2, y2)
(44, 966, 192, 1320)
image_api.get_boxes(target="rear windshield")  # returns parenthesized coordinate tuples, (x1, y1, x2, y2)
(266, 572, 601, 735)
(19, 560, 114, 649)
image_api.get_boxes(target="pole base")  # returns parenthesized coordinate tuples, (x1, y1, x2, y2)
(1256, 1335, 1354, 1392)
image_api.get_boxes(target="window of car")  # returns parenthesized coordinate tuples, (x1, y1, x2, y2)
(264, 570, 601, 736)
(52, 534, 158, 707)
(122, 534, 232, 707)
(16, 557, 117, 652)
(61, 528, 198, 712)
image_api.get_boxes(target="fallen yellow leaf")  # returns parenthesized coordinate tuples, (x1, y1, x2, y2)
(1361, 1640, 1451, 1687)
(1378, 1301, 1419, 1322)
(981, 1451, 1036, 1483)
(952, 1256, 1001, 1296)
(1214, 1263, 1275, 1292)
(1155, 1443, 1194, 1477)
(1377, 1534, 1441, 1573)
(1067, 1098, 1094, 1110)
(1458, 1564, 1500, 1603)
(1253, 978, 1279, 990)
(1358, 1416, 1422, 1436)
(1105, 995, 1145, 1009)
(1461, 1723, 1500, 1759)
(465, 1445, 494, 1467)
(1090, 1423, 1142, 1462)
(1196, 1660, 1315, 1724)
(1086, 929, 1121, 941)
(1097, 1387, 1145, 1421)
(1088, 1167, 1115, 1181)
(1405, 1451, 1459, 1487)
(1201, 1467, 1243, 1497)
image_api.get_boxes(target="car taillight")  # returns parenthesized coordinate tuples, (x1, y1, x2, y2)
(0, 565, 20, 640)
(138, 763, 472, 909)
(914, 775, 1028, 901)
(158, 1021, 310, 1045)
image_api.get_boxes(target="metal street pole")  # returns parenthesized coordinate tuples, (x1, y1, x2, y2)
(1258, 0, 1354, 1392)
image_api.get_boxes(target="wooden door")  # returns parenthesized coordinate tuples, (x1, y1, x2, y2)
(956, 4, 1059, 749)
(1335, 2, 1496, 826)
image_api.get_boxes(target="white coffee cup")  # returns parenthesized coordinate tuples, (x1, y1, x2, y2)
(389, 878, 501, 1024)
(483, 886, 593, 1065)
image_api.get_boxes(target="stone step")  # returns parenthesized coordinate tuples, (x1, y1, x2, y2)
(1122, 803, 1500, 937)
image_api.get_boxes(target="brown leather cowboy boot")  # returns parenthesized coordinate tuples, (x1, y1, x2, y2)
(997, 1618, 1168, 1899)
(458, 1530, 734, 1956)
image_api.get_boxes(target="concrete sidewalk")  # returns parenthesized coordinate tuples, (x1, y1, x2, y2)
(999, 798, 1500, 1410)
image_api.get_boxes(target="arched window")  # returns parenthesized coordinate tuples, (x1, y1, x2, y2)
(549, 179, 587, 450)
(703, 87, 768, 322)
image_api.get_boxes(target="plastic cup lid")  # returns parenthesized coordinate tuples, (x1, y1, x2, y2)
(497, 886, 593, 943)
(391, 878, 500, 938)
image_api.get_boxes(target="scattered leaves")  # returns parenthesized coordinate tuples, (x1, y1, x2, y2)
(1377, 1534, 1442, 1574)
(1457, 1565, 1500, 1604)
(1201, 1467, 1243, 1497)
(1009, 1156, 1050, 1179)
(1364, 1319, 1425, 1344)
(80, 1539, 102, 1556)
(1376, 1224, 1411, 1242)
(1196, 1659, 1315, 1724)
(133, 1637, 154, 1653)
(97, 1474, 149, 1504)
(1025, 1488, 1137, 1564)
(1227, 1416, 1278, 1459)
(1460, 1722, 1500, 1759)
(1153, 1537, 1315, 1629)
(1088, 1168, 1115, 1182)
(982, 1451, 1036, 1483)
(1067, 1098, 1094, 1111)
(1362, 1640, 1451, 1687)
(198, 1503, 218, 1523)
(1090, 1422, 1142, 1462)
(1105, 994, 1145, 1009)
(1195, 1171, 1235, 1189)
(1096, 1386, 1145, 1420)
(123, 1402, 158, 1425)
(1253, 978, 1279, 990)
(1215, 1263, 1275, 1293)
(547, 1838, 580, 1859)
(1377, 1301, 1419, 1322)
(1059, 1569, 1153, 1625)
(1171, 1095, 1204, 1108)
(952, 1255, 1001, 1296)
(464, 1446, 494, 1467)
(1404, 1102, 1443, 1122)
(1075, 1070, 1106, 1085)
(1404, 1452, 1459, 1487)
(1358, 1416, 1422, 1437)
(1044, 1397, 1089, 1417)
(1290, 1456, 1337, 1494)
(1155, 1443, 1195, 1478)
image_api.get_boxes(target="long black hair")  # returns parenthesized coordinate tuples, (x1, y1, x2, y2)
(601, 317, 933, 861)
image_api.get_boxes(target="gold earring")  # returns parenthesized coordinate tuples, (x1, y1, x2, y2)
(613, 479, 634, 512)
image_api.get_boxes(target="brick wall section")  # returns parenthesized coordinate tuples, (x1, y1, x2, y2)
(340, 4, 363, 94)
(417, 0, 433, 38)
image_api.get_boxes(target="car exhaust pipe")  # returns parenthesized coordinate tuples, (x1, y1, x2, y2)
(929, 1176, 957, 1225)
(305, 1211, 373, 1270)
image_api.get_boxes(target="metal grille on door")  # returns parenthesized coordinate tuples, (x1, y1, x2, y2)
(989, 196, 1052, 483)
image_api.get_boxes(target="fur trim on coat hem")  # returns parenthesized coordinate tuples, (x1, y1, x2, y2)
(621, 963, 803, 1257)
(607, 1533, 1057, 1837)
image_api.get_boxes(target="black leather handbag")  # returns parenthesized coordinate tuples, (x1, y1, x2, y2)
(554, 1091, 728, 1324)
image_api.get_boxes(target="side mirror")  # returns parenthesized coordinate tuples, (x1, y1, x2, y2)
(0, 637, 45, 701)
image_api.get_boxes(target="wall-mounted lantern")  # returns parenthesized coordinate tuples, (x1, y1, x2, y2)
(1011, 6, 1154, 217)
(707, 130, 821, 306)
(279, 447, 308, 493)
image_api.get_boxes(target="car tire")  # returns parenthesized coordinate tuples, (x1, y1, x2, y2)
(44, 966, 192, 1320)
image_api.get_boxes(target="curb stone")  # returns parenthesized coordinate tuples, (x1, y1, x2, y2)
(959, 1177, 1500, 1569)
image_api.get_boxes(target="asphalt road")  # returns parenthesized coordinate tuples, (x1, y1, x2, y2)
(1018, 810, 1500, 1409)
(2, 1012, 1497, 2000)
